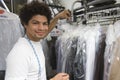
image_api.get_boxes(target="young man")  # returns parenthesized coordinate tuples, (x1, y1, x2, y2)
(5, 1, 70, 80)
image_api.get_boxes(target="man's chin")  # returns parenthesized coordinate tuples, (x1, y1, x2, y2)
(37, 35, 46, 39)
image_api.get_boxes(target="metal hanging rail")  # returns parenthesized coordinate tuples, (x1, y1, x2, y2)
(71, 0, 120, 25)
(86, 7, 120, 25)
(71, 0, 82, 22)
(0, 0, 10, 12)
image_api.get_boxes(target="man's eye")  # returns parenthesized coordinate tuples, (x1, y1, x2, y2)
(43, 23, 48, 25)
(33, 22, 39, 24)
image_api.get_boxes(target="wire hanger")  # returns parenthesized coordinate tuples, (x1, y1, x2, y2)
(0, 0, 10, 12)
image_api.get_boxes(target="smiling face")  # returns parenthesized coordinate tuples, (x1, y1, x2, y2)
(25, 15, 49, 41)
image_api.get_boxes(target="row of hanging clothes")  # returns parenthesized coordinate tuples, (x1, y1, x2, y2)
(54, 3, 120, 80)
(56, 20, 106, 80)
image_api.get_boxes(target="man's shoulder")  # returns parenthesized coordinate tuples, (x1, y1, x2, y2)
(9, 37, 31, 54)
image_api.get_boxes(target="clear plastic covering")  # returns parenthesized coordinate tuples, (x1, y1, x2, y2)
(0, 7, 24, 70)
(103, 20, 120, 80)
(108, 21, 120, 80)
(55, 22, 105, 80)
(109, 37, 120, 80)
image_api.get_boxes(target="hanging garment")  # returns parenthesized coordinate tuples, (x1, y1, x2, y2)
(65, 36, 78, 80)
(72, 26, 90, 80)
(109, 37, 120, 80)
(56, 23, 76, 73)
(73, 37, 86, 80)
(93, 31, 106, 80)
(105, 21, 120, 80)
(103, 24, 115, 80)
(0, 7, 23, 70)
(56, 22, 107, 80)
(41, 39, 57, 79)
(103, 20, 120, 80)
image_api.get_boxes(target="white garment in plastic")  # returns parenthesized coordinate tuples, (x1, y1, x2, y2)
(0, 7, 24, 70)
(114, 20, 120, 39)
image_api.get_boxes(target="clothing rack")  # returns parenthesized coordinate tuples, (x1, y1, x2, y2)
(48, 4, 65, 11)
(71, 0, 88, 22)
(74, 3, 120, 16)
(86, 7, 120, 25)
(0, 0, 10, 12)
(71, 0, 120, 25)
(74, 0, 116, 12)
(71, 0, 82, 22)
(44, 0, 64, 16)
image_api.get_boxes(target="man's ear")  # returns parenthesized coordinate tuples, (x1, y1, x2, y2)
(24, 24, 27, 29)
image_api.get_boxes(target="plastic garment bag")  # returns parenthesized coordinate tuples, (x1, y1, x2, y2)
(41, 39, 57, 79)
(0, 7, 24, 70)
(103, 24, 115, 80)
(73, 25, 90, 80)
(106, 21, 120, 80)
(103, 20, 120, 80)
(93, 23, 106, 80)
(114, 20, 120, 39)
(56, 22, 106, 80)
(109, 37, 120, 80)
(55, 22, 78, 80)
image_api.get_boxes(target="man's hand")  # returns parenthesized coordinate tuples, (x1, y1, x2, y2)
(50, 73, 69, 80)
(47, 10, 71, 35)
(55, 10, 71, 20)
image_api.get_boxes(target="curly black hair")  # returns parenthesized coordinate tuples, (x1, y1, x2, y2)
(19, 1, 52, 26)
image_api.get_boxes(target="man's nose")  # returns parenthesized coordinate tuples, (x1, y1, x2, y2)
(38, 24, 44, 30)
